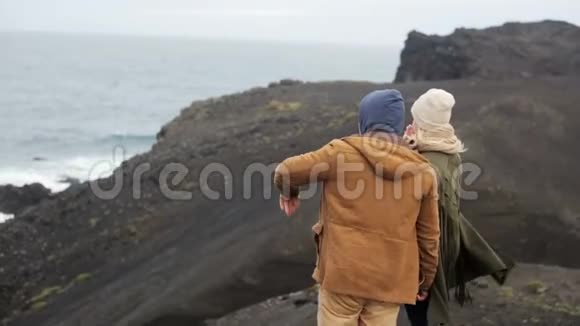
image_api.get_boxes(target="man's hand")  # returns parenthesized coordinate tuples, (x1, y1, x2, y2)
(279, 195, 300, 217)
(417, 290, 429, 301)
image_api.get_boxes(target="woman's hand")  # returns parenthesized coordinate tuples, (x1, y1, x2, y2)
(417, 290, 429, 301)
(279, 195, 300, 217)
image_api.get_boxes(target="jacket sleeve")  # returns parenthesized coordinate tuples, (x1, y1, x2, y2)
(274, 141, 338, 197)
(417, 173, 441, 291)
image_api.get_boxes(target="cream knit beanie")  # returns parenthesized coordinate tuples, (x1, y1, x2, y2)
(411, 89, 455, 129)
(408, 89, 465, 154)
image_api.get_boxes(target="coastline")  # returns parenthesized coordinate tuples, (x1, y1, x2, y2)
(0, 31, 398, 194)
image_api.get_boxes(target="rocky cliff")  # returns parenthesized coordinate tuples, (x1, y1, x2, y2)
(1, 76, 580, 325)
(0, 184, 51, 215)
(395, 20, 580, 82)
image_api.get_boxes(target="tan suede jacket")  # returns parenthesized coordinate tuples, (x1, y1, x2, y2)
(274, 135, 440, 304)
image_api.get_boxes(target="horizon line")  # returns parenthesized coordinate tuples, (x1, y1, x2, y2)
(0, 28, 403, 48)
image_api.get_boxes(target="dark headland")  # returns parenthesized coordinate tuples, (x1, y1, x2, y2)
(1, 20, 580, 326)
(395, 20, 580, 83)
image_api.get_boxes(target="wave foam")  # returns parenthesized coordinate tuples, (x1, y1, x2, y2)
(0, 212, 14, 223)
(0, 154, 123, 192)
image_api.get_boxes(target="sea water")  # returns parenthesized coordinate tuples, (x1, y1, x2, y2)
(0, 31, 399, 193)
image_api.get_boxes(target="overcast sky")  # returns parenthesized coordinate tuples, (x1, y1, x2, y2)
(1, 0, 579, 46)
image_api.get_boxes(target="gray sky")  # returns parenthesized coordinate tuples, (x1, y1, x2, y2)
(1, 0, 579, 46)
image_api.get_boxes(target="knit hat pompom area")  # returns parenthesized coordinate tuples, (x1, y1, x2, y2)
(407, 89, 466, 154)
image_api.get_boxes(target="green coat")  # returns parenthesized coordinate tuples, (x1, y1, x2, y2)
(422, 151, 514, 325)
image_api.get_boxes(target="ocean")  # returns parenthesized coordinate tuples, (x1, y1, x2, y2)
(0, 31, 399, 193)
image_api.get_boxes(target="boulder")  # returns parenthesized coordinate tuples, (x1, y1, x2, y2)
(0, 183, 51, 215)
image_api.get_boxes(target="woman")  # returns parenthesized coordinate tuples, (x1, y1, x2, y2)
(403, 89, 514, 326)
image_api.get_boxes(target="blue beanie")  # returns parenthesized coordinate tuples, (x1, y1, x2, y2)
(358, 89, 405, 136)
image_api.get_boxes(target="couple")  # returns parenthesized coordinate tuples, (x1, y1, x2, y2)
(274, 89, 513, 326)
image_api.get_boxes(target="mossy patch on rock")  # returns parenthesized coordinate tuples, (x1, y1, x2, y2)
(89, 217, 100, 228)
(523, 297, 580, 316)
(498, 286, 514, 297)
(267, 100, 303, 112)
(74, 273, 92, 283)
(30, 301, 47, 311)
(526, 280, 549, 294)
(28, 286, 63, 304)
(23, 273, 94, 314)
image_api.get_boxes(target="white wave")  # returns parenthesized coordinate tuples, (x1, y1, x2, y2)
(0, 168, 70, 192)
(0, 152, 126, 192)
(0, 212, 14, 223)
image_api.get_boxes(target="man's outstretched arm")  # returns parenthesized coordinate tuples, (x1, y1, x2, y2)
(274, 140, 338, 198)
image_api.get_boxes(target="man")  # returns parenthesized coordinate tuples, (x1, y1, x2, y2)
(274, 89, 441, 326)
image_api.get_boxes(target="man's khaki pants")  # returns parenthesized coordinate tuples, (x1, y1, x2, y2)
(318, 288, 400, 326)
